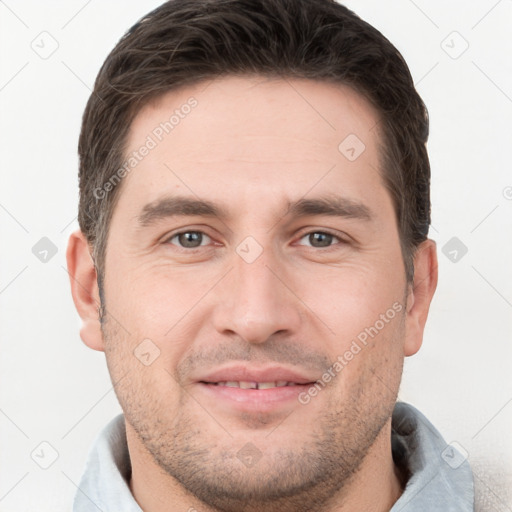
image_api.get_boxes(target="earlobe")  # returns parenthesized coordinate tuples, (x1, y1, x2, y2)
(66, 229, 105, 352)
(404, 239, 438, 357)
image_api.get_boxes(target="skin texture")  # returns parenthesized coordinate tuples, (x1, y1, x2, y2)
(67, 76, 438, 512)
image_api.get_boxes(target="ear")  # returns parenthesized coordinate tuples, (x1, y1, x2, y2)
(66, 229, 105, 352)
(404, 239, 438, 357)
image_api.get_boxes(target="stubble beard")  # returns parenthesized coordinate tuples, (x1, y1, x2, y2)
(100, 296, 405, 512)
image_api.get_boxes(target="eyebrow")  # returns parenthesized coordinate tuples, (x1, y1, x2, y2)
(137, 196, 227, 227)
(136, 194, 373, 228)
(287, 196, 372, 222)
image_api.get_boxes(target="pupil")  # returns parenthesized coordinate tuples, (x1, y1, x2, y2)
(180, 232, 201, 247)
(311, 232, 332, 247)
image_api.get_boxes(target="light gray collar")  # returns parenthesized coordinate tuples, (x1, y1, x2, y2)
(390, 402, 474, 511)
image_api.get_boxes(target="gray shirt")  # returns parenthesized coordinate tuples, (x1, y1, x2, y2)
(73, 402, 474, 511)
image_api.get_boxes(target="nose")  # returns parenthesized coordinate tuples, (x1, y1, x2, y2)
(211, 245, 302, 344)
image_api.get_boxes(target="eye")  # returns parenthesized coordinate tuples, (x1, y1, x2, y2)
(296, 231, 344, 248)
(166, 230, 212, 249)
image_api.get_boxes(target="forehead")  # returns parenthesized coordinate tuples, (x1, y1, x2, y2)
(129, 75, 380, 157)
(117, 75, 387, 221)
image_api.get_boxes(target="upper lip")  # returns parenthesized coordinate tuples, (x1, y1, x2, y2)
(197, 365, 317, 385)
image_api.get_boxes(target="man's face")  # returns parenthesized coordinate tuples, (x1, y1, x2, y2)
(101, 76, 411, 509)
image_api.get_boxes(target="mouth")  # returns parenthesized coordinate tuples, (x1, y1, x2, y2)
(194, 365, 318, 412)
(202, 380, 301, 389)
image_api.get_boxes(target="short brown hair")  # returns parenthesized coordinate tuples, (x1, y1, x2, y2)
(78, 0, 430, 286)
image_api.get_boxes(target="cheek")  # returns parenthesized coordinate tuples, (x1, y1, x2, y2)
(294, 263, 405, 344)
(103, 264, 220, 385)
(107, 262, 211, 334)
(295, 264, 407, 395)
(102, 315, 183, 422)
(328, 305, 406, 406)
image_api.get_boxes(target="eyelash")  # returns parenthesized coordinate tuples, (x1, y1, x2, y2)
(164, 229, 348, 251)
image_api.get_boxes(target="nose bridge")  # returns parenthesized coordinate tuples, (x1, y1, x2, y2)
(212, 241, 301, 344)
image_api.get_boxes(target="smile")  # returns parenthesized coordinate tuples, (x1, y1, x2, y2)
(207, 381, 299, 389)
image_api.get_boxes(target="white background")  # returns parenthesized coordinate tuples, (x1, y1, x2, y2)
(0, 1, 511, 510)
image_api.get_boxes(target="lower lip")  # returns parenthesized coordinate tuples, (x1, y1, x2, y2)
(196, 382, 312, 412)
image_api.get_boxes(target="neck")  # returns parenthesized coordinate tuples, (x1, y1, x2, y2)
(128, 420, 404, 512)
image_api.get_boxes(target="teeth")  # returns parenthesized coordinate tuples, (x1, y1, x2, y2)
(214, 381, 296, 389)
(239, 381, 258, 389)
(258, 382, 277, 389)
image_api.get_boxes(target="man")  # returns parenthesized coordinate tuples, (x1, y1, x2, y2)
(67, 0, 474, 510)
